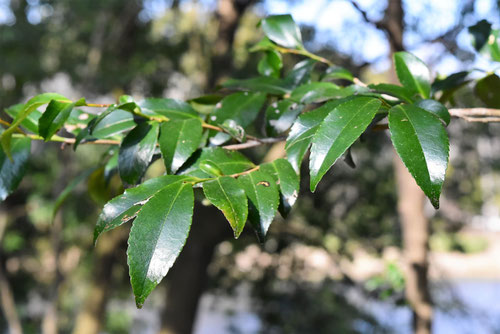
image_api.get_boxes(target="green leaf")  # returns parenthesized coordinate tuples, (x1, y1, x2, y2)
(475, 74, 500, 108)
(258, 50, 282, 78)
(388, 104, 449, 209)
(203, 176, 248, 238)
(266, 100, 303, 136)
(431, 71, 470, 93)
(209, 92, 266, 145)
(1, 93, 69, 158)
(283, 59, 316, 88)
(119, 122, 160, 184)
(92, 109, 136, 139)
(260, 14, 303, 49)
(469, 19, 492, 51)
(322, 66, 354, 81)
(369, 83, 415, 102)
(159, 118, 203, 174)
(290, 82, 341, 103)
(285, 98, 354, 172)
(222, 77, 290, 95)
(188, 95, 223, 114)
(5, 104, 42, 134)
(127, 181, 194, 308)
(94, 175, 192, 244)
(394, 52, 431, 99)
(198, 160, 223, 177)
(139, 98, 198, 119)
(180, 147, 255, 179)
(260, 158, 299, 217)
(238, 170, 279, 241)
(0, 133, 30, 201)
(415, 99, 450, 125)
(38, 100, 75, 140)
(309, 97, 381, 191)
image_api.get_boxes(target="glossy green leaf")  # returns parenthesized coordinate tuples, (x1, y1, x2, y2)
(394, 52, 431, 99)
(188, 95, 223, 114)
(415, 99, 450, 125)
(128, 181, 194, 308)
(139, 98, 198, 119)
(431, 71, 470, 93)
(209, 92, 266, 145)
(369, 83, 414, 102)
(475, 74, 500, 108)
(1, 93, 69, 158)
(5, 104, 42, 134)
(0, 133, 30, 201)
(94, 175, 192, 244)
(266, 100, 303, 136)
(199, 160, 223, 177)
(180, 147, 255, 179)
(285, 98, 354, 172)
(258, 50, 282, 78)
(38, 100, 75, 140)
(159, 119, 202, 174)
(309, 97, 381, 191)
(219, 120, 246, 142)
(203, 176, 248, 238)
(260, 158, 299, 217)
(322, 66, 354, 81)
(290, 82, 341, 103)
(119, 122, 159, 184)
(63, 109, 96, 136)
(260, 14, 303, 49)
(222, 77, 290, 95)
(238, 170, 279, 241)
(283, 59, 316, 88)
(92, 109, 136, 139)
(388, 104, 449, 209)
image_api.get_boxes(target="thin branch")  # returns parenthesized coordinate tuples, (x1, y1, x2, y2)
(223, 136, 286, 150)
(449, 108, 500, 118)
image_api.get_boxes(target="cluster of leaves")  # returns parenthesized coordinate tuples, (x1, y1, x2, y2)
(0, 15, 497, 307)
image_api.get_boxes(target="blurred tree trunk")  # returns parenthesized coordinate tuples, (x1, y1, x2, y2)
(72, 228, 128, 334)
(159, 1, 255, 333)
(384, 0, 433, 333)
(158, 204, 231, 334)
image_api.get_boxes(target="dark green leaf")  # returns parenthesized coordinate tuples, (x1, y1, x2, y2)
(238, 170, 279, 241)
(119, 122, 159, 184)
(415, 99, 450, 125)
(139, 98, 198, 119)
(283, 59, 316, 88)
(1, 93, 69, 158)
(92, 109, 136, 139)
(469, 20, 492, 51)
(260, 14, 303, 49)
(128, 181, 194, 307)
(222, 77, 290, 95)
(0, 133, 30, 200)
(199, 160, 223, 177)
(285, 98, 354, 172)
(5, 104, 42, 134)
(322, 66, 354, 81)
(159, 118, 203, 174)
(431, 71, 470, 93)
(394, 52, 431, 99)
(94, 175, 192, 244)
(258, 50, 282, 78)
(260, 158, 299, 217)
(309, 97, 381, 191)
(203, 176, 248, 238)
(388, 104, 449, 209)
(290, 82, 341, 103)
(180, 147, 255, 179)
(369, 83, 415, 102)
(475, 74, 500, 108)
(188, 95, 223, 114)
(266, 100, 303, 136)
(39, 100, 75, 140)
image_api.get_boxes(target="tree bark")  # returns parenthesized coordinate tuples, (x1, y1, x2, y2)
(158, 203, 231, 334)
(383, 1, 433, 333)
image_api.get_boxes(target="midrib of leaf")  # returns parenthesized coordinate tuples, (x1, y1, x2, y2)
(137, 183, 185, 289)
(217, 178, 238, 226)
(394, 105, 431, 183)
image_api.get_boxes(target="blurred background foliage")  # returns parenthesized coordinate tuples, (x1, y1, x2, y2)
(1, 0, 500, 333)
